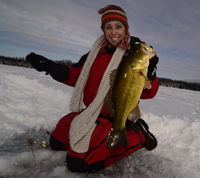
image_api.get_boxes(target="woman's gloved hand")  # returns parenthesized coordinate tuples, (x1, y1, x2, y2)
(26, 52, 55, 73)
(147, 46, 159, 82)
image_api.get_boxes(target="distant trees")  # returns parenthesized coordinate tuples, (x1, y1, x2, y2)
(158, 77, 200, 91)
(54, 59, 75, 67)
(0, 55, 200, 91)
(0, 55, 75, 67)
(0, 55, 32, 68)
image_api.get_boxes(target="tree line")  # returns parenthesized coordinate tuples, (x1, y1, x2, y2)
(0, 55, 75, 68)
(1, 55, 200, 91)
(158, 78, 200, 91)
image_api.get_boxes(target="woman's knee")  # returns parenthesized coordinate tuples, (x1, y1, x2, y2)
(66, 153, 104, 173)
(50, 135, 67, 151)
(50, 113, 77, 149)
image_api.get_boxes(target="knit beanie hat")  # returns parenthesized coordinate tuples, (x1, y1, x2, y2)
(98, 5, 130, 54)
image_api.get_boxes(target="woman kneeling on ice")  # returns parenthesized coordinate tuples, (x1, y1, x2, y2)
(26, 4, 159, 173)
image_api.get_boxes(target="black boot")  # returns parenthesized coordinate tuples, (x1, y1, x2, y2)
(134, 118, 157, 151)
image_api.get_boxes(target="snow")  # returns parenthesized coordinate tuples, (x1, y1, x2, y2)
(0, 64, 200, 178)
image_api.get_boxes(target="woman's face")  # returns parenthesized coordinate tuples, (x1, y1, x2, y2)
(104, 21, 126, 46)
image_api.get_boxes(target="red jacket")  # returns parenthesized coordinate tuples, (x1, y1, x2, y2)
(50, 37, 159, 172)
(50, 36, 159, 118)
(63, 51, 159, 118)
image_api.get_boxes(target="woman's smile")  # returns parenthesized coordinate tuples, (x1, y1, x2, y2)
(104, 21, 126, 46)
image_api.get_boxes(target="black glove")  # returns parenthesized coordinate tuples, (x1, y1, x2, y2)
(26, 53, 55, 73)
(147, 47, 159, 82)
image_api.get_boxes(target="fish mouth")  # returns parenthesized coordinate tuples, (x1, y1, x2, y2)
(140, 42, 155, 54)
(149, 48, 156, 58)
(140, 42, 156, 61)
(130, 41, 156, 69)
(135, 43, 155, 69)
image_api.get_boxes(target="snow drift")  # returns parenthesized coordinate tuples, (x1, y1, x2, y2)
(0, 64, 200, 178)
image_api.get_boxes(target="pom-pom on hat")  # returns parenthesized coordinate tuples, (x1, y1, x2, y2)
(98, 5, 130, 54)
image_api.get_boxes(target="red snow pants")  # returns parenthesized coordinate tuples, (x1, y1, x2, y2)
(50, 112, 146, 173)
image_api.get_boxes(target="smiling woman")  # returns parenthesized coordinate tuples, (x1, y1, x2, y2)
(104, 21, 126, 46)
(98, 5, 130, 54)
(25, 4, 159, 173)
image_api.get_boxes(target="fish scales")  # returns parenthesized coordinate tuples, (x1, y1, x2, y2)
(105, 42, 156, 148)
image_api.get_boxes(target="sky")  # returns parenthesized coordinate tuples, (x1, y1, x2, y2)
(0, 0, 200, 81)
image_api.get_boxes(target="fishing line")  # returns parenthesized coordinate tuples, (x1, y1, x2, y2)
(28, 131, 50, 169)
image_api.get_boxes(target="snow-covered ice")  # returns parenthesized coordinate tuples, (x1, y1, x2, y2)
(0, 64, 200, 178)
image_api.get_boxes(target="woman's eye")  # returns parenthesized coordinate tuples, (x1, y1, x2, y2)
(105, 26, 111, 30)
(116, 25, 122, 29)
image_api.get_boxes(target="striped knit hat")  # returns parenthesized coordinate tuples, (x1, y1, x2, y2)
(98, 5, 130, 53)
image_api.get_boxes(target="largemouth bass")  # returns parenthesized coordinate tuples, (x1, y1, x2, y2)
(104, 41, 156, 148)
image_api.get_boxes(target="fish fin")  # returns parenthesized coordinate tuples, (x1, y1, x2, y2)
(107, 127, 128, 148)
(104, 91, 114, 117)
(144, 79, 152, 89)
(128, 105, 141, 121)
(138, 71, 152, 89)
(104, 69, 117, 116)
(109, 69, 117, 88)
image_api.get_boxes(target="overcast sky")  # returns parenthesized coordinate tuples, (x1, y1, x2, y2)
(0, 0, 200, 81)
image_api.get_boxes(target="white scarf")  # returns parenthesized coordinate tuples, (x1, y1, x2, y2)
(69, 35, 126, 153)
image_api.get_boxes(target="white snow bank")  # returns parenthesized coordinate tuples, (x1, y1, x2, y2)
(0, 64, 200, 178)
(0, 65, 71, 146)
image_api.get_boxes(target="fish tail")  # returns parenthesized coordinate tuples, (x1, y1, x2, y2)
(107, 127, 128, 148)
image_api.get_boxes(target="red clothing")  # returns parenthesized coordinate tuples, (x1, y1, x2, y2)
(63, 52, 159, 117)
(52, 112, 146, 172)
(51, 49, 159, 172)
